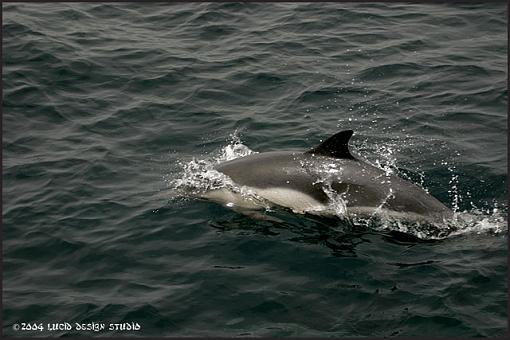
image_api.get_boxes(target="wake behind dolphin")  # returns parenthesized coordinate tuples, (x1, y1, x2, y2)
(200, 130, 453, 223)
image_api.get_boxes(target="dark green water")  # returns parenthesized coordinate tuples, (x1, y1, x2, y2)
(2, 2, 507, 337)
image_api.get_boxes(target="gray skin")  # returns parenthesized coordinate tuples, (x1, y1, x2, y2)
(210, 131, 454, 223)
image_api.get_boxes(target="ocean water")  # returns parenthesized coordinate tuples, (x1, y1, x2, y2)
(2, 2, 507, 337)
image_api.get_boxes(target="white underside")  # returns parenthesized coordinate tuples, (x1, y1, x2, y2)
(201, 187, 327, 214)
(201, 187, 445, 223)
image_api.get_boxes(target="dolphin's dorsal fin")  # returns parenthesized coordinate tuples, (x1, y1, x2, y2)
(305, 130, 356, 160)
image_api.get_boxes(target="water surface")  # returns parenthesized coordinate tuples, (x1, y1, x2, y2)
(3, 2, 507, 337)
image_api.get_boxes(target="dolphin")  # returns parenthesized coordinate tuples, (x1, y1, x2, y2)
(202, 130, 453, 223)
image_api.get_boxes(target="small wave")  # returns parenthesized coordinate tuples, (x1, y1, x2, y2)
(357, 63, 426, 81)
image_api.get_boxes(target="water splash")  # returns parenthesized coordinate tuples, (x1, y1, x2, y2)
(312, 163, 349, 216)
(372, 144, 398, 177)
(448, 205, 506, 237)
(167, 132, 260, 203)
(216, 129, 256, 163)
(446, 162, 461, 214)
